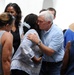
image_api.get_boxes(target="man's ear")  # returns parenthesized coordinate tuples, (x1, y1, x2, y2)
(48, 21, 51, 24)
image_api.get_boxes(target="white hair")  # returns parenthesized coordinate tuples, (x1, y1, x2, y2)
(39, 10, 54, 23)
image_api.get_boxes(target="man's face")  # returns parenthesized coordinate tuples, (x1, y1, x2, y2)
(38, 16, 50, 31)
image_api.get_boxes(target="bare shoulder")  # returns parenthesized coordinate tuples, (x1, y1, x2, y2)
(3, 32, 13, 39)
(2, 32, 13, 44)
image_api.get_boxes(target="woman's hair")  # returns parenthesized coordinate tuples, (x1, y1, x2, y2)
(23, 13, 41, 37)
(0, 12, 15, 28)
(4, 3, 22, 28)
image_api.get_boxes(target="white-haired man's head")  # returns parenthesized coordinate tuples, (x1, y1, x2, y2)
(38, 10, 54, 31)
(39, 10, 54, 23)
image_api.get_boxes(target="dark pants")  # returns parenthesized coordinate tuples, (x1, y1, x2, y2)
(39, 61, 62, 75)
(11, 69, 29, 75)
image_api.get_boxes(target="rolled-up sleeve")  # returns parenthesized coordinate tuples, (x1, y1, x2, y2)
(20, 29, 39, 59)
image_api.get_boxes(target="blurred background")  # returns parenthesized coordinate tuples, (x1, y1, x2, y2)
(0, 0, 74, 30)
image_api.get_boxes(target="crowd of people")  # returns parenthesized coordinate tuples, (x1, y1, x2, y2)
(0, 2, 74, 75)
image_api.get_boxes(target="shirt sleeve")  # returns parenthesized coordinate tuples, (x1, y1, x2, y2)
(20, 45, 35, 58)
(20, 29, 39, 59)
(49, 32, 64, 52)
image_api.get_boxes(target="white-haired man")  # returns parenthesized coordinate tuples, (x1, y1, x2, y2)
(28, 11, 64, 75)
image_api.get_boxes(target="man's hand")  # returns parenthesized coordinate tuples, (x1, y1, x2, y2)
(27, 33, 40, 44)
(32, 56, 42, 63)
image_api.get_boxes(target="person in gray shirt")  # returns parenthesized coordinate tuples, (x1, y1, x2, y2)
(11, 13, 42, 75)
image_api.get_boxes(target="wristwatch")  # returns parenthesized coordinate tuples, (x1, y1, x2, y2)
(37, 41, 41, 46)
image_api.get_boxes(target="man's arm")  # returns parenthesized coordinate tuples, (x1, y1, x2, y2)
(28, 33, 55, 56)
(2, 32, 13, 75)
(60, 42, 70, 75)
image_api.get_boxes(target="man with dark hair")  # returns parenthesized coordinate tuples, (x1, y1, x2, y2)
(39, 9, 46, 13)
(47, 7, 56, 19)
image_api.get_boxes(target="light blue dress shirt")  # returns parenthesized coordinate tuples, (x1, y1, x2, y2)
(41, 23, 64, 62)
(11, 29, 42, 75)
